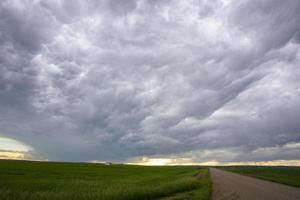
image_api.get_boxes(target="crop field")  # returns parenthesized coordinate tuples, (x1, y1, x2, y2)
(0, 160, 211, 200)
(222, 166, 300, 188)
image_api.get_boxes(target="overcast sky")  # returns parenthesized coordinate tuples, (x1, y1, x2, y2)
(0, 0, 300, 164)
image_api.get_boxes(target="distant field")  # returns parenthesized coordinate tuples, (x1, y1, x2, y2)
(0, 160, 211, 200)
(221, 166, 300, 188)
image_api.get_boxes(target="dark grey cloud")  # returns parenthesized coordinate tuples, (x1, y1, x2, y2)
(0, 0, 300, 163)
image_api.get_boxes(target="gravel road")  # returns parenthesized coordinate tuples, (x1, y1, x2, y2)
(210, 168, 300, 200)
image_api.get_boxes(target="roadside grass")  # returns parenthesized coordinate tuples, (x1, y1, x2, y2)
(221, 166, 300, 188)
(0, 160, 211, 200)
(159, 170, 211, 200)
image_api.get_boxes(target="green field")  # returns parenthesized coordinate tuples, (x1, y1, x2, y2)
(222, 166, 300, 188)
(0, 160, 211, 200)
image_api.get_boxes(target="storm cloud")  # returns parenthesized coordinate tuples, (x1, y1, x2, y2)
(0, 0, 300, 163)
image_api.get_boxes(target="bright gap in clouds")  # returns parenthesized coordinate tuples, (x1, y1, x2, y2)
(126, 157, 300, 166)
(0, 137, 35, 160)
(0, 137, 32, 152)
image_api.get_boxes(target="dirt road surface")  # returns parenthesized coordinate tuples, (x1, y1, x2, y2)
(210, 168, 300, 200)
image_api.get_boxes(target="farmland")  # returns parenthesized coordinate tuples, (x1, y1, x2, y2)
(0, 160, 211, 200)
(221, 166, 300, 188)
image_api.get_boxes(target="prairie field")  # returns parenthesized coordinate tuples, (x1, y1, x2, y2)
(0, 160, 211, 200)
(222, 166, 300, 188)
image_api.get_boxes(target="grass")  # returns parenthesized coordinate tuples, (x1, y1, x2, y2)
(221, 166, 300, 188)
(159, 170, 211, 200)
(0, 160, 211, 200)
